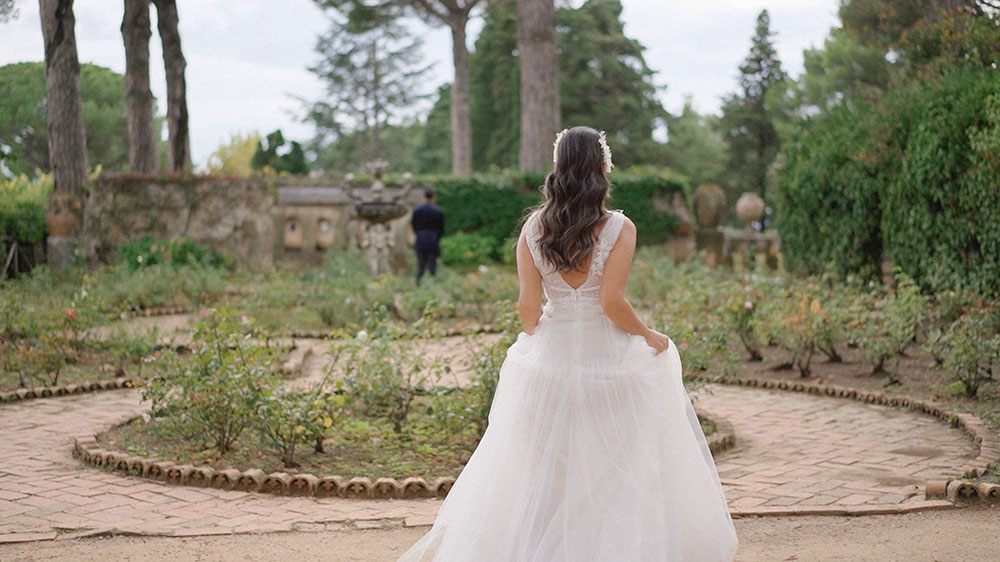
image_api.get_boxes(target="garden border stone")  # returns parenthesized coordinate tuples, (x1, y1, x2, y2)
(695, 373, 1000, 504)
(0, 377, 136, 405)
(72, 411, 737, 500)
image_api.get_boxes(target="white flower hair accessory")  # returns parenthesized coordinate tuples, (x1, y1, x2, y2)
(552, 128, 615, 171)
(552, 128, 568, 166)
(598, 130, 615, 171)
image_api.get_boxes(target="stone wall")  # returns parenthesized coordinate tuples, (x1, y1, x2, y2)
(273, 185, 422, 270)
(80, 175, 275, 271)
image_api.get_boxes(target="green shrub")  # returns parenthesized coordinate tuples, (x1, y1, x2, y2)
(0, 173, 51, 244)
(726, 285, 765, 362)
(774, 102, 884, 281)
(333, 312, 451, 433)
(608, 170, 686, 245)
(428, 168, 687, 260)
(117, 235, 231, 270)
(775, 66, 1000, 295)
(440, 232, 494, 266)
(937, 306, 999, 398)
(96, 263, 228, 312)
(852, 273, 927, 378)
(255, 388, 329, 468)
(142, 309, 278, 453)
(756, 290, 820, 377)
(882, 77, 1000, 296)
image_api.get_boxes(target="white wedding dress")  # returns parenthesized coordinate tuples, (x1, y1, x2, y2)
(397, 211, 738, 562)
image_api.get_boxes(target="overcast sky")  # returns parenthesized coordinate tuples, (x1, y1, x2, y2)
(0, 0, 839, 168)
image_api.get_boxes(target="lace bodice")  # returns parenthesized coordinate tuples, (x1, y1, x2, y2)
(523, 210, 626, 316)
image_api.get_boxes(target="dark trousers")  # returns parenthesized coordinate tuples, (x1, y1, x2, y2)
(416, 249, 437, 283)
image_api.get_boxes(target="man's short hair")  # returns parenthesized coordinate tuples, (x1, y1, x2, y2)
(424, 187, 436, 199)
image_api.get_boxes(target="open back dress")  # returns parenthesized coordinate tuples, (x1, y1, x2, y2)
(396, 210, 738, 562)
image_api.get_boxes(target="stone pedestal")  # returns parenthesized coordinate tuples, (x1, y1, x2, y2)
(724, 230, 781, 271)
(696, 229, 726, 267)
(46, 236, 76, 269)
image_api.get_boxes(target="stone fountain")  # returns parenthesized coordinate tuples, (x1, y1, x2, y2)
(350, 160, 414, 276)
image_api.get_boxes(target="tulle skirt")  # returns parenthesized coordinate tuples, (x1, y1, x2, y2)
(397, 309, 738, 562)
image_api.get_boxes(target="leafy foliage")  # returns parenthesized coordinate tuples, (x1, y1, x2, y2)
(250, 130, 308, 175)
(440, 232, 494, 267)
(774, 102, 884, 280)
(881, 73, 1000, 296)
(255, 386, 339, 468)
(718, 9, 788, 198)
(467, 0, 667, 172)
(143, 309, 279, 454)
(468, 3, 520, 171)
(775, 6, 1000, 295)
(852, 273, 927, 378)
(664, 99, 728, 188)
(798, 30, 890, 111)
(117, 235, 230, 270)
(335, 309, 451, 433)
(429, 169, 686, 258)
(557, 0, 668, 168)
(0, 173, 51, 244)
(206, 131, 262, 177)
(305, 5, 431, 165)
(0, 62, 147, 176)
(937, 305, 1000, 398)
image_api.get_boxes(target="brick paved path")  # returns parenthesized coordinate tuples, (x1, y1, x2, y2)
(694, 386, 970, 516)
(0, 384, 970, 543)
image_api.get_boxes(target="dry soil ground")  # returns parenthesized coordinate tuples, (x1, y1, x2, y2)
(3, 505, 999, 562)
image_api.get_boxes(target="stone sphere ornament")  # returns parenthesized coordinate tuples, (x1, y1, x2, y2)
(735, 192, 766, 229)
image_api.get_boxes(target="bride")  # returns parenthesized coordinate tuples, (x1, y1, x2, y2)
(397, 126, 738, 561)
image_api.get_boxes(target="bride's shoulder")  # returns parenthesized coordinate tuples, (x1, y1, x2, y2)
(616, 214, 637, 244)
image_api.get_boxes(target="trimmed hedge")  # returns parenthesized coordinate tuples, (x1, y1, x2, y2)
(428, 169, 687, 258)
(775, 67, 1000, 295)
(882, 72, 1000, 296)
(774, 103, 884, 280)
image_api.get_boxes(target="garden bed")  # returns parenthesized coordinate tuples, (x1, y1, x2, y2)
(99, 402, 481, 481)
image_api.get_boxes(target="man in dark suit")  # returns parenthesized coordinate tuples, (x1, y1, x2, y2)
(411, 187, 444, 284)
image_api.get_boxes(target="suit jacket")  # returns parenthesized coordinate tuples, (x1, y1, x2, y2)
(411, 202, 445, 252)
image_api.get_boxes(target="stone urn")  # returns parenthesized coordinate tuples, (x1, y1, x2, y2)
(693, 184, 727, 229)
(735, 192, 766, 229)
(44, 192, 83, 236)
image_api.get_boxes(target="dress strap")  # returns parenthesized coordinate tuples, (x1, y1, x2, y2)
(590, 211, 625, 278)
(522, 211, 544, 267)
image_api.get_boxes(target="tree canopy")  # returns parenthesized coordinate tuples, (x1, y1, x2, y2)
(466, 0, 666, 172)
(0, 62, 140, 177)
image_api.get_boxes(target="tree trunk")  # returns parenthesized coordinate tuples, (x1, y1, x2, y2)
(515, 0, 559, 173)
(39, 0, 88, 194)
(39, 0, 88, 268)
(122, 0, 157, 173)
(448, 18, 472, 175)
(153, 0, 189, 172)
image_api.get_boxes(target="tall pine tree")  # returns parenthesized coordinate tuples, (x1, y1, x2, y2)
(467, 0, 667, 171)
(468, 4, 520, 170)
(305, 5, 431, 169)
(559, 0, 667, 168)
(719, 9, 787, 198)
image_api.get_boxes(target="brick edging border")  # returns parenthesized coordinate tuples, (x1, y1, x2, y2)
(72, 413, 737, 500)
(695, 374, 1000, 503)
(0, 377, 136, 405)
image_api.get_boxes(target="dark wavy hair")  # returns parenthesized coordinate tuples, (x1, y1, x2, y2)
(535, 126, 612, 272)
